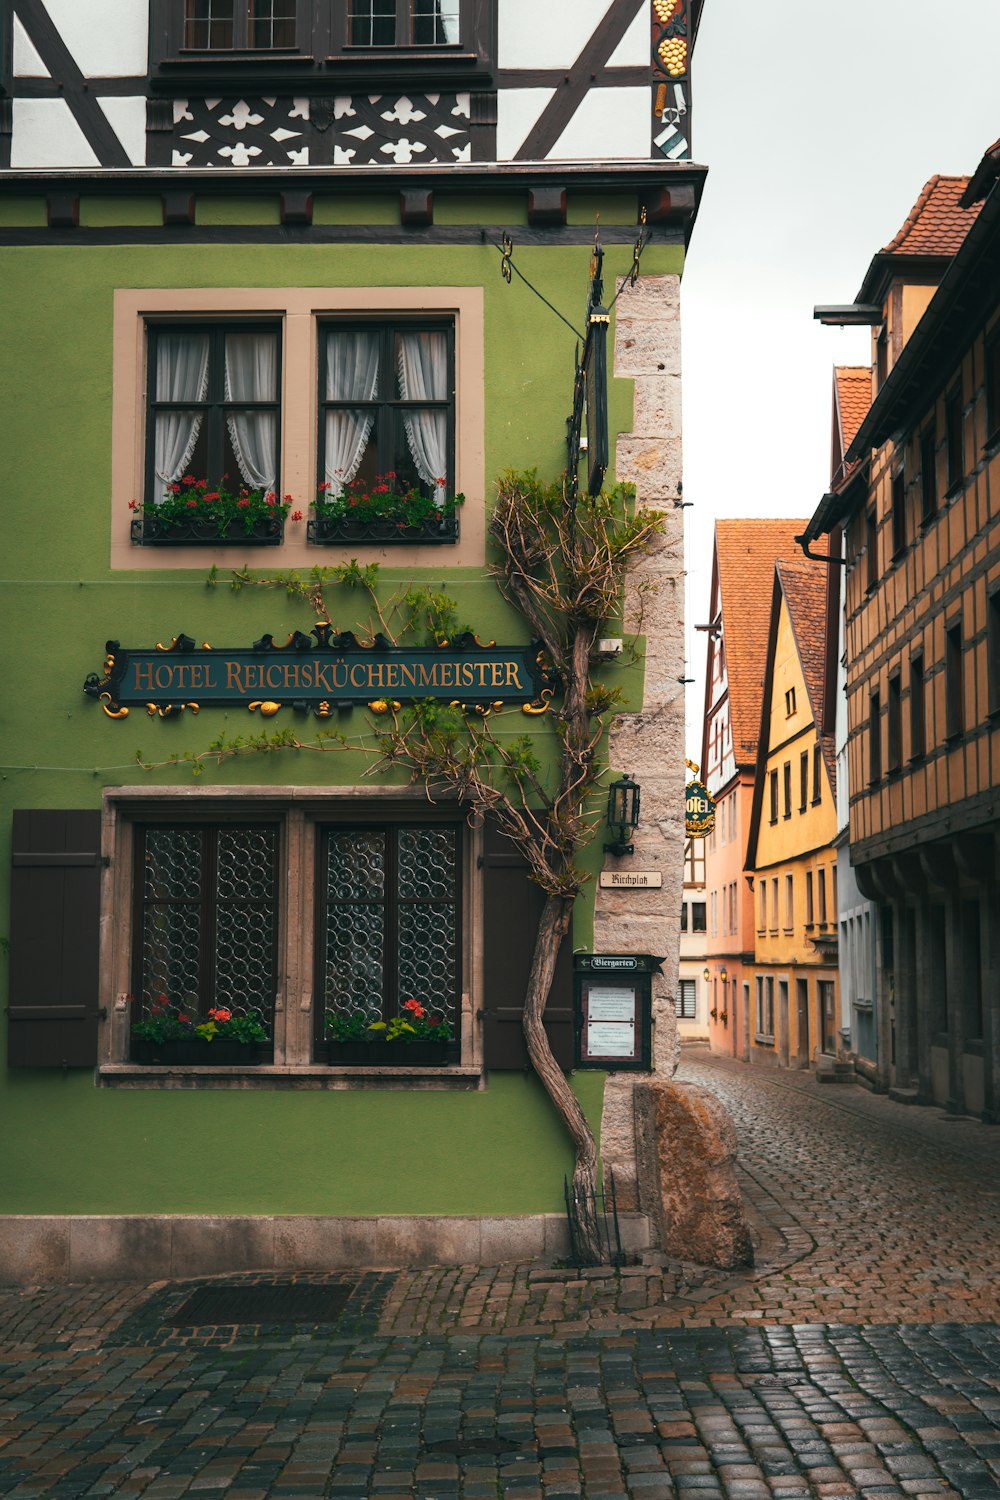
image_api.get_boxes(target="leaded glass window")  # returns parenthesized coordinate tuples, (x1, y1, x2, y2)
(134, 823, 279, 1037)
(184, 0, 297, 50)
(320, 822, 460, 1034)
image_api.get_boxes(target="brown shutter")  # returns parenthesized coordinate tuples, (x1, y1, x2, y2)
(8, 810, 103, 1067)
(481, 819, 574, 1070)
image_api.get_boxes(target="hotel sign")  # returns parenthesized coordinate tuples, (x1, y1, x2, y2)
(685, 778, 716, 837)
(84, 626, 552, 720)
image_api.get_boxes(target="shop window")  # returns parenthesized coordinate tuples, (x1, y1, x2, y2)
(318, 321, 455, 504)
(144, 322, 281, 507)
(676, 980, 696, 1020)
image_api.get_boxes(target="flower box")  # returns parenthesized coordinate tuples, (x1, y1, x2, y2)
(131, 515, 285, 547)
(307, 512, 459, 547)
(323, 1040, 460, 1067)
(131, 1039, 269, 1066)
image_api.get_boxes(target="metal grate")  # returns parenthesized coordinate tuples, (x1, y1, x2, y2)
(564, 1168, 625, 1267)
(168, 1282, 353, 1326)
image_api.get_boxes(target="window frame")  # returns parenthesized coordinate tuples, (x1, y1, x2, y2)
(868, 688, 882, 784)
(96, 785, 482, 1085)
(143, 319, 283, 507)
(909, 650, 926, 758)
(890, 468, 907, 559)
(315, 818, 463, 1047)
(111, 286, 486, 572)
(886, 668, 902, 774)
(986, 331, 1000, 446)
(945, 383, 964, 494)
(316, 317, 456, 502)
(676, 979, 697, 1021)
(987, 587, 1000, 719)
(945, 618, 964, 740)
(148, 0, 495, 89)
(919, 425, 937, 526)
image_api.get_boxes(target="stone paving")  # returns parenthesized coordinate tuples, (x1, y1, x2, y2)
(2, 1049, 1000, 1498)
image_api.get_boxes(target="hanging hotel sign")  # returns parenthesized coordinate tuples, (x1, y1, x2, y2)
(685, 778, 716, 837)
(84, 625, 555, 720)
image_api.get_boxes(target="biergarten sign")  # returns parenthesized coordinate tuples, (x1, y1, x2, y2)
(685, 777, 716, 837)
(84, 626, 554, 720)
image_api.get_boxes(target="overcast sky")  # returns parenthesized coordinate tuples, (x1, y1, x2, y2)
(679, 0, 1000, 760)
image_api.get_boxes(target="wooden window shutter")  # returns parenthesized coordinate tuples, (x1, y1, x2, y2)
(8, 810, 103, 1067)
(481, 819, 573, 1070)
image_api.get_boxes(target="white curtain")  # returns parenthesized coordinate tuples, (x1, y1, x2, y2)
(398, 331, 448, 504)
(153, 332, 210, 498)
(225, 332, 278, 490)
(324, 330, 380, 494)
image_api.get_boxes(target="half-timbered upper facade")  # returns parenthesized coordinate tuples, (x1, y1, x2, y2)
(804, 152, 1000, 1121)
(1, 0, 702, 169)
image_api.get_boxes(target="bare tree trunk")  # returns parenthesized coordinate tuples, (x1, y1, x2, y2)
(522, 890, 604, 1264)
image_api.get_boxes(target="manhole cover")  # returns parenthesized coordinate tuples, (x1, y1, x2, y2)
(168, 1283, 353, 1326)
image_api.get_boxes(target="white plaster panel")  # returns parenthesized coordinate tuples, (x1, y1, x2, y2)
(549, 87, 650, 161)
(97, 95, 147, 166)
(12, 14, 49, 76)
(607, 4, 649, 67)
(11, 98, 100, 168)
(498, 0, 611, 68)
(43, 0, 147, 77)
(496, 87, 555, 161)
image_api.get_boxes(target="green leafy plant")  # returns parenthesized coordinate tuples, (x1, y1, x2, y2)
(130, 476, 301, 537)
(131, 995, 269, 1044)
(326, 997, 453, 1044)
(313, 472, 464, 531)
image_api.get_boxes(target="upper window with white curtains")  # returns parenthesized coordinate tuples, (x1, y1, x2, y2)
(320, 321, 453, 504)
(146, 323, 280, 502)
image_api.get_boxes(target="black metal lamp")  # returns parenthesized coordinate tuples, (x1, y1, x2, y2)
(604, 772, 640, 855)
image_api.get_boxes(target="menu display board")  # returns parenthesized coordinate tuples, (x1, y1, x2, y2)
(573, 953, 660, 1071)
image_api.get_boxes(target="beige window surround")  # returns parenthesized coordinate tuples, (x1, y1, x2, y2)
(97, 785, 485, 1090)
(111, 286, 486, 572)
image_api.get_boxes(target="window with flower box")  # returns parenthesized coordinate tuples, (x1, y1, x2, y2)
(135, 321, 284, 546)
(312, 320, 458, 546)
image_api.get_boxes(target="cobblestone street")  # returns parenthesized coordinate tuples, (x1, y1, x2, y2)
(2, 1049, 1000, 1499)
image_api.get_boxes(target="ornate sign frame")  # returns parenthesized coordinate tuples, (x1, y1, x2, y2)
(84, 624, 556, 721)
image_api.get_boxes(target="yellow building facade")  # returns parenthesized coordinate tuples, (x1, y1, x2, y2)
(745, 563, 840, 1069)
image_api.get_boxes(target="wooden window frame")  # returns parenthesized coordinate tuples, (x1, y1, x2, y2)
(768, 768, 779, 825)
(782, 761, 791, 819)
(691, 901, 706, 933)
(920, 425, 937, 526)
(676, 979, 697, 1021)
(945, 619, 964, 740)
(799, 750, 808, 812)
(945, 384, 964, 495)
(144, 320, 282, 506)
(811, 743, 822, 804)
(783, 873, 794, 933)
(909, 650, 926, 758)
(805, 870, 814, 928)
(315, 819, 462, 1047)
(865, 504, 879, 592)
(95, 786, 483, 1086)
(886, 669, 902, 774)
(988, 589, 1000, 719)
(986, 332, 1000, 447)
(149, 0, 495, 83)
(317, 318, 456, 502)
(890, 468, 906, 559)
(868, 689, 882, 784)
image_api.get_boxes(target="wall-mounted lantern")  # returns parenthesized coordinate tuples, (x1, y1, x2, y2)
(720, 966, 728, 982)
(703, 966, 710, 983)
(604, 773, 641, 856)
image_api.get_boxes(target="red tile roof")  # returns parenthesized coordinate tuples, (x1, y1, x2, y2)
(715, 520, 809, 765)
(775, 559, 836, 798)
(834, 366, 871, 455)
(882, 175, 981, 256)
